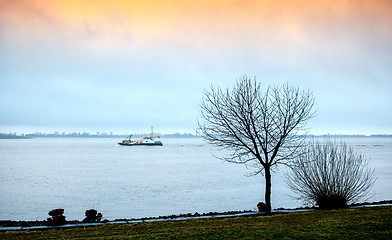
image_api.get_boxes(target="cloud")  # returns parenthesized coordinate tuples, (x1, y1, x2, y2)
(0, 0, 391, 134)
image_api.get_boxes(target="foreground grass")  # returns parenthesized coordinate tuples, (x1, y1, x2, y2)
(1, 206, 391, 239)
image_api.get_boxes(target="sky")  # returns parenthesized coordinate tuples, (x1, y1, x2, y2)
(0, 0, 391, 135)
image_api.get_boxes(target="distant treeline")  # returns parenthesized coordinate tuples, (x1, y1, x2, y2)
(0, 134, 32, 139)
(1, 132, 391, 139)
(308, 134, 392, 138)
(0, 132, 200, 139)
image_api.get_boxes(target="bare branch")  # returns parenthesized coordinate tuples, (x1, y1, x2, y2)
(198, 76, 315, 212)
(285, 140, 375, 209)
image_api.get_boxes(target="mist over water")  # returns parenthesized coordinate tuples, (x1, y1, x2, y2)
(0, 137, 391, 221)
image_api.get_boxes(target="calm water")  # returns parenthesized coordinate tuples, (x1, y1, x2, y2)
(0, 137, 391, 221)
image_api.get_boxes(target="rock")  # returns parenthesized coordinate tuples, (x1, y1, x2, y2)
(48, 209, 64, 217)
(47, 209, 66, 226)
(82, 209, 103, 223)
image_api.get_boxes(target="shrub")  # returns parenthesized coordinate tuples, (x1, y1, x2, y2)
(285, 140, 375, 209)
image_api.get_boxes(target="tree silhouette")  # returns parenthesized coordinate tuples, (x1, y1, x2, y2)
(199, 76, 315, 212)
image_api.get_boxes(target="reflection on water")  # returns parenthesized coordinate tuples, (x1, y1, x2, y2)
(0, 137, 391, 220)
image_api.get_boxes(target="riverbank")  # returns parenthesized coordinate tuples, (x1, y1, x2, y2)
(1, 205, 391, 239)
(1, 200, 391, 230)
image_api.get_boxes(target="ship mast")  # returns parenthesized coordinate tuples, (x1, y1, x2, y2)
(151, 126, 153, 139)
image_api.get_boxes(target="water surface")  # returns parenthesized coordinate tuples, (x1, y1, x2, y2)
(0, 137, 391, 220)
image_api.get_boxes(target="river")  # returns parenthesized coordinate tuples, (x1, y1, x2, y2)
(0, 137, 391, 220)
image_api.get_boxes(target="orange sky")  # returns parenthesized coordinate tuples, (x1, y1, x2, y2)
(1, 0, 392, 134)
(3, 0, 391, 40)
(1, 0, 390, 59)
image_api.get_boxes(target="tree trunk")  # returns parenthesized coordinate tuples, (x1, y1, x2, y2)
(265, 166, 272, 212)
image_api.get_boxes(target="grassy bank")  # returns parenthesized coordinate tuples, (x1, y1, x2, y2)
(1, 206, 391, 239)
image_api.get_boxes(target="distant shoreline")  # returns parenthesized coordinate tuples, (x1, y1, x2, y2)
(0, 136, 32, 139)
(309, 134, 392, 138)
(1, 133, 391, 139)
(0, 134, 201, 139)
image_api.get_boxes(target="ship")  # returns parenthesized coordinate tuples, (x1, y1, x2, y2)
(118, 127, 163, 146)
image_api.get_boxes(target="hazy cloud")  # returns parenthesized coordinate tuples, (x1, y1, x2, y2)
(1, 0, 391, 134)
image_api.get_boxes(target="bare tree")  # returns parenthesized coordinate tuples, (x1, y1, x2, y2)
(199, 76, 315, 212)
(285, 140, 375, 209)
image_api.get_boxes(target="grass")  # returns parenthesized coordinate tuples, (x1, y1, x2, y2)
(1, 206, 391, 239)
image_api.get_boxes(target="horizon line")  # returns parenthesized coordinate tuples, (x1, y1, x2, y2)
(1, 132, 392, 137)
